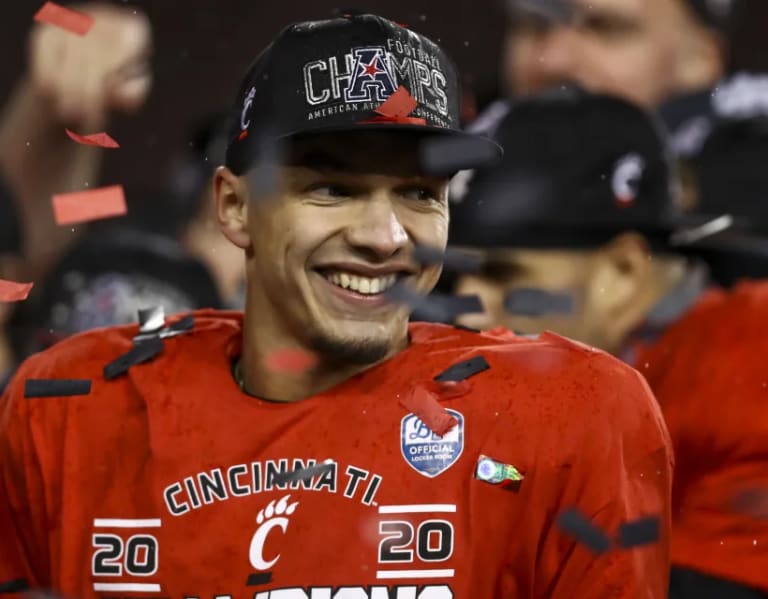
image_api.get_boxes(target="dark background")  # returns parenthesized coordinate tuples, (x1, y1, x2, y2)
(0, 1, 508, 190)
(1, 0, 767, 192)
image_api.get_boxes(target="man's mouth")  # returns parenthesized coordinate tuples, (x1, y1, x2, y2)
(320, 270, 399, 296)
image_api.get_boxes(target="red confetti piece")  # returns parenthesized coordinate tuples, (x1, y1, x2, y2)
(263, 349, 318, 374)
(377, 86, 418, 119)
(65, 128, 120, 149)
(34, 2, 94, 36)
(0, 280, 34, 302)
(360, 86, 426, 127)
(400, 385, 458, 437)
(52, 185, 127, 226)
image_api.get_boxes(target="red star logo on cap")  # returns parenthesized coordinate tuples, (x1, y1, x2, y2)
(362, 57, 383, 78)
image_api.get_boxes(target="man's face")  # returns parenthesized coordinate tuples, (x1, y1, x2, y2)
(241, 131, 449, 365)
(504, 0, 698, 107)
(454, 248, 602, 344)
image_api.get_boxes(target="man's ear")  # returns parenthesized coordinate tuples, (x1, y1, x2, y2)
(673, 22, 725, 93)
(214, 166, 251, 250)
(586, 232, 652, 318)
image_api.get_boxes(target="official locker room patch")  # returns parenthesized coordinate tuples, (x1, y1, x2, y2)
(401, 409, 464, 478)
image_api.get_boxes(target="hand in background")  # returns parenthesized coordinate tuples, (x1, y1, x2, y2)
(28, 3, 153, 128)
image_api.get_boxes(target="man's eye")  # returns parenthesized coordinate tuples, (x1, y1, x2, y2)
(307, 184, 353, 199)
(399, 186, 440, 202)
(577, 14, 638, 38)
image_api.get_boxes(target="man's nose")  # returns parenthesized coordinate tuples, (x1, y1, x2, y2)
(344, 194, 409, 259)
(533, 26, 579, 87)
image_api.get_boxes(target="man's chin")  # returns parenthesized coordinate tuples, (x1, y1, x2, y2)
(308, 331, 395, 366)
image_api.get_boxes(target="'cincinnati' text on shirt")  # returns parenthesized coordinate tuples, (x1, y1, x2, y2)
(163, 458, 383, 517)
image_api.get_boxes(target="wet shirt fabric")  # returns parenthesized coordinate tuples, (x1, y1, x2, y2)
(638, 281, 768, 592)
(1, 312, 672, 598)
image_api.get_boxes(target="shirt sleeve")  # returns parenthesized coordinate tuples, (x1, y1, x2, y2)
(0, 366, 51, 589)
(539, 357, 674, 599)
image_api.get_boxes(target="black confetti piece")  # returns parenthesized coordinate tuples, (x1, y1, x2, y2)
(24, 379, 91, 399)
(434, 355, 490, 382)
(103, 336, 164, 380)
(246, 572, 273, 586)
(503, 288, 576, 316)
(386, 281, 483, 322)
(244, 132, 284, 201)
(165, 314, 195, 335)
(271, 462, 335, 487)
(617, 516, 660, 548)
(556, 508, 613, 554)
(412, 245, 485, 274)
(731, 488, 768, 520)
(509, 0, 573, 22)
(0, 579, 30, 594)
(419, 135, 501, 177)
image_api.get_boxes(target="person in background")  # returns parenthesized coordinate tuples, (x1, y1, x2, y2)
(500, 0, 732, 108)
(450, 89, 695, 358)
(449, 90, 768, 597)
(638, 110, 768, 599)
(0, 177, 23, 391)
(166, 114, 246, 309)
(4, 113, 252, 365)
(0, 3, 153, 280)
(5, 188, 224, 364)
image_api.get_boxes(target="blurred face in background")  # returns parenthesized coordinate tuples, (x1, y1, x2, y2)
(455, 248, 601, 341)
(454, 233, 660, 354)
(503, 0, 724, 107)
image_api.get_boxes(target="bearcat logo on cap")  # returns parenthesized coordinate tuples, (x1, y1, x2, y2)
(302, 38, 450, 128)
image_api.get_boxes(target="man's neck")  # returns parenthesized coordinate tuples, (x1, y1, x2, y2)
(645, 257, 707, 327)
(238, 311, 407, 403)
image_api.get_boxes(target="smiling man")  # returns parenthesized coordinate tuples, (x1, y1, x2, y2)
(1, 14, 671, 598)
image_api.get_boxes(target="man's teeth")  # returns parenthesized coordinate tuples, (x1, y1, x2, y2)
(325, 272, 398, 295)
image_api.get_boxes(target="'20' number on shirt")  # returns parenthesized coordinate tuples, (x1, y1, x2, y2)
(92, 534, 159, 576)
(378, 519, 454, 563)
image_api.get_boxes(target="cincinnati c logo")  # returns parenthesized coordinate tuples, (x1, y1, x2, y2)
(240, 86, 257, 131)
(249, 494, 300, 570)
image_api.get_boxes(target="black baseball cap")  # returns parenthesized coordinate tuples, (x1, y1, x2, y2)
(449, 89, 679, 250)
(661, 72, 768, 158)
(667, 113, 768, 284)
(504, 0, 738, 31)
(224, 13, 501, 176)
(686, 0, 739, 32)
(671, 115, 768, 246)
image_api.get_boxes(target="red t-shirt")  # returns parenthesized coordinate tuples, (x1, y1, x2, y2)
(638, 281, 768, 591)
(1, 311, 672, 598)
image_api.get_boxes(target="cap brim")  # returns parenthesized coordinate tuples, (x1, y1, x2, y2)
(280, 123, 504, 175)
(670, 212, 768, 252)
(505, 0, 573, 23)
